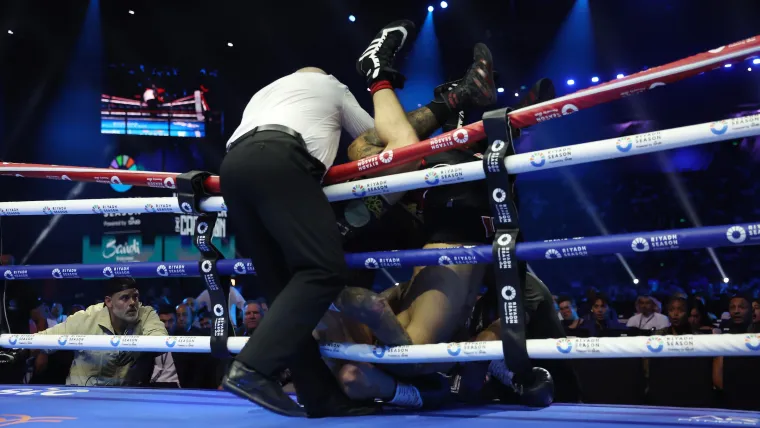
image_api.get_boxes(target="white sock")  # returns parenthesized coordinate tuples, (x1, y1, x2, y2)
(488, 360, 514, 387)
(388, 382, 423, 408)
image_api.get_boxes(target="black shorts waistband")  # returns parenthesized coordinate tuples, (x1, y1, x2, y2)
(227, 124, 305, 153)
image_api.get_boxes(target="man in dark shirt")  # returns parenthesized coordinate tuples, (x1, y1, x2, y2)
(1, 282, 46, 383)
(720, 295, 752, 334)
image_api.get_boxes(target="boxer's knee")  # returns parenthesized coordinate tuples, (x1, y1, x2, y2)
(337, 364, 374, 400)
(475, 320, 500, 342)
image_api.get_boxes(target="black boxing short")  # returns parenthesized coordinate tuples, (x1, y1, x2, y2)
(465, 272, 548, 338)
(422, 145, 493, 245)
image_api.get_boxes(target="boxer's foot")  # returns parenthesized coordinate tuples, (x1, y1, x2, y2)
(357, 20, 417, 89)
(517, 78, 555, 109)
(440, 43, 497, 111)
(388, 374, 452, 410)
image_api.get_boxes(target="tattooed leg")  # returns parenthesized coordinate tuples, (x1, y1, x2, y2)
(347, 106, 442, 162)
(333, 287, 413, 346)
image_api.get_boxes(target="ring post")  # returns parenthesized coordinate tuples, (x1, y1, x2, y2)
(176, 171, 232, 358)
(482, 108, 533, 384)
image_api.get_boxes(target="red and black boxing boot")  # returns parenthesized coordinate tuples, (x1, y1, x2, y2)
(357, 20, 417, 92)
(427, 43, 498, 133)
(439, 43, 497, 112)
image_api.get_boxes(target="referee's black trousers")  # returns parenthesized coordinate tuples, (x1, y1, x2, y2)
(220, 130, 347, 382)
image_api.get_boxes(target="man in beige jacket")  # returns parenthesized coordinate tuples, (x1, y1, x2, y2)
(35, 277, 167, 386)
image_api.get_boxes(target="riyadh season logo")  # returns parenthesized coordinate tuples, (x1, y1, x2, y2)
(616, 137, 633, 152)
(424, 170, 439, 185)
(197, 222, 209, 234)
(726, 226, 747, 244)
(492, 188, 507, 203)
(646, 336, 664, 353)
(352, 184, 367, 198)
(496, 234, 512, 246)
(364, 258, 379, 269)
(447, 343, 461, 356)
(166, 337, 177, 348)
(3, 271, 14, 280)
(438, 256, 452, 266)
(372, 346, 386, 358)
(745, 334, 760, 351)
(110, 336, 121, 347)
(561, 104, 579, 116)
(233, 262, 247, 274)
(545, 249, 562, 259)
(501, 286, 516, 301)
(379, 151, 394, 164)
(213, 304, 224, 317)
(529, 152, 546, 167)
(201, 260, 213, 273)
(102, 267, 114, 278)
(157, 265, 168, 277)
(631, 237, 650, 252)
(452, 129, 468, 144)
(57, 336, 68, 346)
(710, 121, 728, 135)
(181, 202, 193, 213)
(556, 338, 572, 354)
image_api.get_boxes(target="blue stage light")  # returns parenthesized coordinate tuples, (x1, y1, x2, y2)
(591, 76, 599, 83)
(349, 15, 356, 22)
(440, 1, 448, 8)
(428, 5, 434, 12)
(567, 79, 575, 86)
(616, 73, 624, 79)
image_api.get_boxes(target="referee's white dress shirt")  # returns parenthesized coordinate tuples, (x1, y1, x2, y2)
(227, 71, 375, 169)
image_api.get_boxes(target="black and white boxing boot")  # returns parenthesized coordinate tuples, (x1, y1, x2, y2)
(357, 20, 417, 90)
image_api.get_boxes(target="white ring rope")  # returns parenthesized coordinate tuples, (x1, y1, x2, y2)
(2, 334, 758, 362)
(2, 114, 759, 216)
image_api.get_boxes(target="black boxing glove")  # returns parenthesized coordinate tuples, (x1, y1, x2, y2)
(514, 367, 554, 407)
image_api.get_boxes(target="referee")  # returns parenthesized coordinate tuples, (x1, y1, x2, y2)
(221, 21, 418, 418)
(220, 67, 374, 417)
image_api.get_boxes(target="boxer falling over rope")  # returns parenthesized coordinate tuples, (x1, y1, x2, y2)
(320, 37, 560, 409)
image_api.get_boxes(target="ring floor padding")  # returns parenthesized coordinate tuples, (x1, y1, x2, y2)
(1, 385, 757, 428)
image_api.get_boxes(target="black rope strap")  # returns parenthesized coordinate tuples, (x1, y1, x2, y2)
(176, 171, 232, 359)
(482, 108, 532, 381)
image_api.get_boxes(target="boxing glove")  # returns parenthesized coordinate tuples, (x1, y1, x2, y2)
(515, 367, 554, 407)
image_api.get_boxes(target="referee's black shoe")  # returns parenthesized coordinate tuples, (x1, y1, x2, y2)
(223, 360, 306, 417)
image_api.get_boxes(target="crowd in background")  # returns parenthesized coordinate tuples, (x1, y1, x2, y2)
(2, 276, 756, 410)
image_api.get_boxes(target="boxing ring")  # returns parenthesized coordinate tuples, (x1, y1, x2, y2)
(100, 91, 209, 137)
(0, 385, 758, 428)
(2, 36, 760, 425)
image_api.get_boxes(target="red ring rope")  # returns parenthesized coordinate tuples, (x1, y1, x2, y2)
(3, 35, 759, 192)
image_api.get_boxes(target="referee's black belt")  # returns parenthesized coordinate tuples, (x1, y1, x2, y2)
(226, 124, 305, 153)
